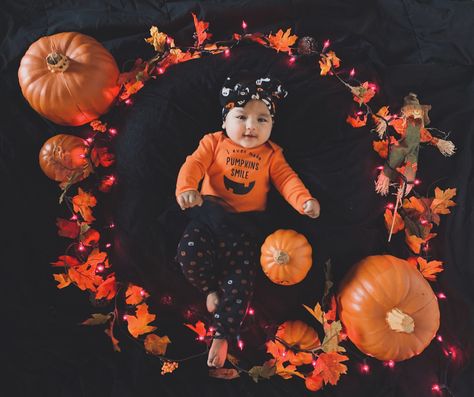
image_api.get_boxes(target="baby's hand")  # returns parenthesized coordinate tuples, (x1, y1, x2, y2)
(177, 190, 203, 210)
(303, 199, 320, 219)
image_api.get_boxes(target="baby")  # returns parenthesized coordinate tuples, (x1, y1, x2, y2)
(175, 74, 320, 368)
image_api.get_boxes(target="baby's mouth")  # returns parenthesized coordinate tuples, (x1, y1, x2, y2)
(243, 134, 257, 138)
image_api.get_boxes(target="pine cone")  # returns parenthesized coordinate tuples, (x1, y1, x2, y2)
(297, 36, 318, 56)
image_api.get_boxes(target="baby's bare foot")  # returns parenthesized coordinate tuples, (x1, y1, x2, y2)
(207, 335, 228, 368)
(206, 291, 219, 313)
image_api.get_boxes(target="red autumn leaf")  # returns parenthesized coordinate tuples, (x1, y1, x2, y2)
(184, 320, 207, 338)
(268, 28, 298, 53)
(384, 209, 405, 234)
(51, 255, 81, 267)
(125, 284, 149, 305)
(160, 48, 198, 69)
(95, 273, 117, 300)
(126, 303, 157, 338)
(346, 114, 367, 128)
(417, 257, 444, 281)
(192, 13, 212, 46)
(99, 176, 115, 193)
(81, 228, 100, 246)
(72, 188, 96, 224)
(91, 147, 115, 168)
(144, 334, 171, 356)
(56, 218, 80, 238)
(313, 352, 348, 385)
(246, 32, 268, 46)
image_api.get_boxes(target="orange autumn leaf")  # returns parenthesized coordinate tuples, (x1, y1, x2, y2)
(431, 187, 456, 215)
(67, 261, 104, 292)
(91, 146, 115, 168)
(351, 81, 376, 105)
(275, 360, 303, 380)
(405, 230, 437, 254)
(119, 80, 144, 101)
(417, 257, 444, 281)
(160, 48, 198, 69)
(51, 255, 81, 267)
(384, 209, 405, 233)
(346, 114, 367, 128)
(373, 140, 388, 158)
(125, 284, 149, 305)
(305, 372, 324, 391)
(56, 218, 80, 238)
(85, 249, 107, 268)
(126, 303, 157, 338)
(192, 13, 212, 46)
(95, 273, 117, 300)
(319, 51, 340, 75)
(105, 320, 121, 352)
(184, 320, 207, 338)
(268, 28, 298, 53)
(53, 273, 72, 289)
(313, 352, 348, 385)
(72, 188, 96, 224)
(389, 117, 406, 135)
(324, 296, 337, 322)
(81, 228, 100, 246)
(372, 106, 390, 125)
(403, 196, 426, 213)
(144, 334, 171, 356)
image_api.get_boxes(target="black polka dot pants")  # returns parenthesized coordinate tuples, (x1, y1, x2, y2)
(177, 220, 257, 339)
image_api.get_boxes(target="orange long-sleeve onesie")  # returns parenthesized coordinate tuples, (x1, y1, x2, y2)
(176, 131, 313, 213)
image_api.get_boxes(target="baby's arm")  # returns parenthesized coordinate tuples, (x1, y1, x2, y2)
(270, 148, 320, 218)
(176, 134, 215, 210)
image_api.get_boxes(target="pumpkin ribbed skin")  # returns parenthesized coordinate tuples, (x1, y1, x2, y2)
(338, 255, 439, 361)
(277, 320, 320, 350)
(18, 32, 120, 126)
(39, 134, 92, 182)
(260, 229, 312, 285)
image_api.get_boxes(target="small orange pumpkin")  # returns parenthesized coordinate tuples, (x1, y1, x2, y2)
(276, 320, 320, 365)
(260, 229, 312, 285)
(338, 255, 440, 361)
(18, 32, 120, 126)
(39, 134, 92, 183)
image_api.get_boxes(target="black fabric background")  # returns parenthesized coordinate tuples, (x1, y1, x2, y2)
(1, 1, 473, 396)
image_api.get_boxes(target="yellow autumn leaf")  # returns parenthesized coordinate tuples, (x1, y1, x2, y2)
(403, 196, 426, 213)
(144, 334, 171, 356)
(431, 187, 456, 215)
(145, 26, 168, 52)
(303, 302, 323, 323)
(53, 273, 71, 289)
(319, 51, 340, 75)
(126, 303, 157, 338)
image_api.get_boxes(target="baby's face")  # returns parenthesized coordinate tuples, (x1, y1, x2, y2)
(222, 99, 273, 148)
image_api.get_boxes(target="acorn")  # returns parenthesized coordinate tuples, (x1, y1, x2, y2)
(297, 36, 318, 56)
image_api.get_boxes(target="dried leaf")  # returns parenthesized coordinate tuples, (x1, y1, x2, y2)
(226, 353, 240, 367)
(268, 28, 298, 53)
(313, 352, 348, 385)
(72, 188, 96, 224)
(184, 320, 207, 338)
(417, 257, 444, 281)
(192, 13, 212, 46)
(209, 368, 240, 380)
(81, 313, 112, 326)
(53, 273, 72, 289)
(431, 187, 456, 215)
(346, 114, 367, 128)
(56, 218, 80, 238)
(248, 360, 276, 382)
(351, 82, 376, 105)
(126, 303, 157, 338)
(144, 334, 171, 356)
(125, 284, 149, 305)
(144, 26, 167, 52)
(321, 320, 345, 353)
(384, 209, 405, 234)
(319, 51, 340, 75)
(95, 273, 117, 300)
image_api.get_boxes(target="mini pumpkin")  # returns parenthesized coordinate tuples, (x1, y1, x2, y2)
(18, 32, 120, 126)
(260, 229, 312, 285)
(338, 255, 440, 361)
(276, 320, 320, 365)
(39, 134, 92, 183)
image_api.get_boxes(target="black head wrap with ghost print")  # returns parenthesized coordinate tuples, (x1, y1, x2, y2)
(220, 74, 288, 121)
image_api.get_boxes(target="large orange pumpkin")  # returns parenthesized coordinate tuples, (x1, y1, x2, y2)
(276, 320, 320, 365)
(338, 255, 440, 361)
(260, 229, 312, 285)
(18, 32, 120, 126)
(39, 134, 92, 183)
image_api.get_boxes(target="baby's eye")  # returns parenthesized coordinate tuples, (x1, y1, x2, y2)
(237, 115, 246, 120)
(258, 118, 268, 122)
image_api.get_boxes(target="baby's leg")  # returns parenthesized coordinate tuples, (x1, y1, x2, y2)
(177, 221, 218, 298)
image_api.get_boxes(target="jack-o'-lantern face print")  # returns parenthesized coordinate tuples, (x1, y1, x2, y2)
(222, 99, 273, 149)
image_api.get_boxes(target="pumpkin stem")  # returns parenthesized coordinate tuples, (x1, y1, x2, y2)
(386, 308, 415, 333)
(274, 250, 290, 265)
(46, 52, 70, 73)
